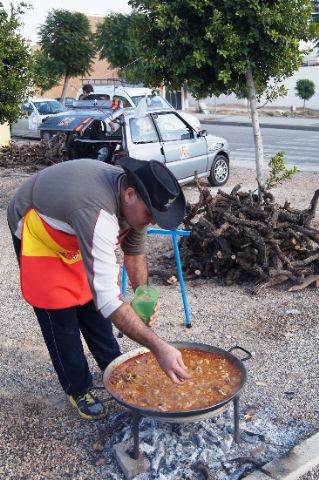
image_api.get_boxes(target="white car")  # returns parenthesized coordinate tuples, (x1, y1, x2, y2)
(76, 84, 201, 131)
(11, 99, 65, 140)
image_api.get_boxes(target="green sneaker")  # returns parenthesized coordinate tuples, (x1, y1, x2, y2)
(68, 389, 107, 420)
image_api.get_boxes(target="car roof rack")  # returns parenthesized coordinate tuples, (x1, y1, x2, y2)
(80, 77, 145, 88)
(80, 77, 124, 86)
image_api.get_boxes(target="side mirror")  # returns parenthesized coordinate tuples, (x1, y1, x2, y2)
(197, 129, 208, 137)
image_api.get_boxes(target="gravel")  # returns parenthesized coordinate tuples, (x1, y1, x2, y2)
(0, 165, 318, 480)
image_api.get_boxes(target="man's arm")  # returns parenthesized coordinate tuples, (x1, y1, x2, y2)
(124, 253, 148, 291)
(110, 303, 190, 383)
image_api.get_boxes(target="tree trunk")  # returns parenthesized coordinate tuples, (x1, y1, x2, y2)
(183, 83, 189, 110)
(245, 68, 264, 186)
(60, 74, 69, 104)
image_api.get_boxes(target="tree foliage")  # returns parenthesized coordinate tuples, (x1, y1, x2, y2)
(31, 50, 61, 95)
(266, 152, 299, 190)
(95, 12, 144, 83)
(0, 2, 33, 124)
(295, 78, 315, 109)
(38, 9, 96, 101)
(129, 0, 317, 97)
(312, 0, 319, 51)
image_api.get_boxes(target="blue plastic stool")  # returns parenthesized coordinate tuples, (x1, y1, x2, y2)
(121, 228, 191, 329)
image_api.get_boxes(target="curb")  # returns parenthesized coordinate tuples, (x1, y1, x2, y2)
(201, 120, 319, 131)
(244, 431, 319, 479)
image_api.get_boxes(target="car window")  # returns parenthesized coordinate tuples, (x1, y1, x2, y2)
(146, 95, 169, 108)
(97, 94, 111, 101)
(152, 113, 193, 141)
(131, 95, 169, 108)
(56, 97, 75, 107)
(129, 117, 158, 143)
(33, 100, 65, 115)
(21, 103, 33, 115)
(34, 102, 51, 114)
(113, 95, 131, 108)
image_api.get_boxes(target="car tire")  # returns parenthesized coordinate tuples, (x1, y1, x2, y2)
(208, 155, 229, 186)
(41, 131, 51, 142)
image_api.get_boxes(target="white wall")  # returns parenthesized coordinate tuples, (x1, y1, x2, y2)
(0, 123, 11, 147)
(188, 66, 319, 110)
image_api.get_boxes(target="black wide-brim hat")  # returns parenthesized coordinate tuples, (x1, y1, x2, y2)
(118, 157, 186, 230)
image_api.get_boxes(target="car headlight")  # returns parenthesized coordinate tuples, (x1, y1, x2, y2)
(208, 142, 224, 151)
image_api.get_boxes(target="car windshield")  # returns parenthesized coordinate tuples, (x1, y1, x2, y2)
(152, 112, 193, 141)
(130, 95, 170, 108)
(33, 100, 65, 115)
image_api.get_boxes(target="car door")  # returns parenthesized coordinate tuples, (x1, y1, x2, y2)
(151, 112, 208, 181)
(11, 102, 36, 137)
(126, 116, 165, 162)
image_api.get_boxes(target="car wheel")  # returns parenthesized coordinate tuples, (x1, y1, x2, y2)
(41, 131, 51, 142)
(208, 155, 229, 186)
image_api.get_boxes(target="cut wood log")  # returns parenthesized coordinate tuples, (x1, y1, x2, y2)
(288, 274, 319, 291)
(179, 181, 319, 290)
(0, 134, 66, 170)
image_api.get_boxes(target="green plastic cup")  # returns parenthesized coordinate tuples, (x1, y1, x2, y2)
(132, 285, 159, 324)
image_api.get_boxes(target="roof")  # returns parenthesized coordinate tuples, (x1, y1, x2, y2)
(118, 87, 153, 96)
(77, 85, 154, 96)
(38, 111, 108, 133)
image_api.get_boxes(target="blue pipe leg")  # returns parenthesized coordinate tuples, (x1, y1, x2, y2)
(118, 265, 127, 338)
(119, 229, 192, 332)
(121, 264, 127, 297)
(171, 232, 192, 328)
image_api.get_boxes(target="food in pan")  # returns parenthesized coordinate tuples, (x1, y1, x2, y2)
(106, 348, 242, 412)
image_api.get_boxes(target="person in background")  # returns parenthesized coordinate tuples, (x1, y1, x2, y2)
(81, 83, 101, 100)
(7, 157, 190, 420)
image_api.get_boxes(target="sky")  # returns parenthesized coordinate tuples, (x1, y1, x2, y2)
(1, 0, 132, 43)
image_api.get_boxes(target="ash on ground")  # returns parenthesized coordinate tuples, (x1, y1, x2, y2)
(102, 405, 311, 479)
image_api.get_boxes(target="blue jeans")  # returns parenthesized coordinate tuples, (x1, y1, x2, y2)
(10, 230, 121, 396)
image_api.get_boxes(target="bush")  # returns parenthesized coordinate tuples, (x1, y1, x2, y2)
(295, 79, 315, 110)
(266, 151, 299, 190)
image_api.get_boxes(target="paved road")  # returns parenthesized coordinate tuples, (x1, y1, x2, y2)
(203, 123, 319, 172)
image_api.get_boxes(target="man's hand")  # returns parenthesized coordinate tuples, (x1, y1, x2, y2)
(111, 303, 190, 383)
(154, 343, 191, 383)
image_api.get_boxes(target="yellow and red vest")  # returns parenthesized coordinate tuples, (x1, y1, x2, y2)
(20, 208, 92, 309)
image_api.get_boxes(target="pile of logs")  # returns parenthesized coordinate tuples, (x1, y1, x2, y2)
(180, 182, 319, 291)
(0, 134, 66, 171)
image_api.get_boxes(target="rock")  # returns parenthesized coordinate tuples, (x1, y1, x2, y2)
(285, 309, 301, 315)
(93, 442, 104, 452)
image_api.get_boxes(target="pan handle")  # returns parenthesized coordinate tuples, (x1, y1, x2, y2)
(228, 346, 252, 362)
